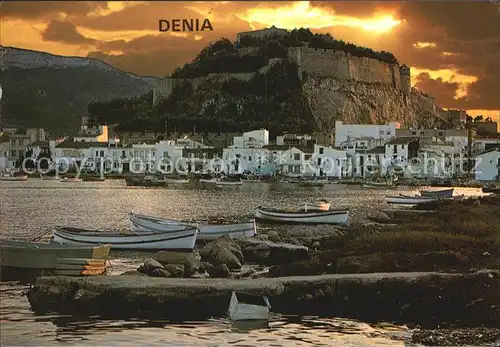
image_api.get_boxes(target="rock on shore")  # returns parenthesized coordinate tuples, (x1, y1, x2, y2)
(26, 270, 500, 328)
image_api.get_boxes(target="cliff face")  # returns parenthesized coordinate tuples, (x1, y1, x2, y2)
(302, 77, 443, 130)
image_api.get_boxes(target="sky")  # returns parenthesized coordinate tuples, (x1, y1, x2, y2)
(1, 1, 499, 123)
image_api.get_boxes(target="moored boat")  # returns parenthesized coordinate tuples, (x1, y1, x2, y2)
(298, 180, 325, 187)
(60, 177, 82, 183)
(255, 206, 349, 225)
(385, 195, 438, 205)
(363, 181, 395, 189)
(81, 176, 106, 182)
(125, 175, 166, 187)
(0, 172, 28, 181)
(53, 226, 198, 250)
(302, 199, 331, 211)
(228, 291, 271, 321)
(129, 213, 257, 241)
(0, 240, 110, 281)
(420, 188, 454, 198)
(215, 177, 243, 186)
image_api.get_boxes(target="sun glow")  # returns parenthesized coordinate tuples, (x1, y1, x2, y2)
(413, 42, 436, 49)
(236, 1, 401, 33)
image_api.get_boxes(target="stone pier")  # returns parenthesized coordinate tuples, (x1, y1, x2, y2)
(27, 270, 500, 328)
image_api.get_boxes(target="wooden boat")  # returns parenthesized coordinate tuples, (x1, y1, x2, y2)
(482, 186, 500, 194)
(129, 213, 257, 241)
(53, 226, 198, 250)
(385, 195, 438, 205)
(60, 177, 82, 183)
(0, 240, 110, 280)
(216, 178, 243, 186)
(302, 199, 331, 211)
(420, 188, 454, 198)
(0, 173, 28, 181)
(125, 175, 166, 187)
(363, 181, 395, 189)
(255, 206, 349, 225)
(228, 291, 271, 321)
(81, 176, 106, 182)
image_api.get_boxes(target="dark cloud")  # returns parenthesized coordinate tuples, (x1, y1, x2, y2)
(413, 72, 460, 107)
(2, 1, 108, 20)
(457, 60, 500, 110)
(42, 20, 97, 45)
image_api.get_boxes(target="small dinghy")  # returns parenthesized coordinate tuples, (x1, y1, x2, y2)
(0, 240, 110, 280)
(53, 226, 198, 250)
(302, 199, 330, 211)
(298, 180, 325, 187)
(129, 213, 257, 241)
(60, 177, 82, 183)
(363, 181, 395, 189)
(81, 176, 106, 182)
(0, 172, 28, 181)
(228, 291, 271, 321)
(385, 194, 438, 205)
(164, 174, 189, 184)
(255, 206, 349, 225)
(420, 188, 454, 198)
(125, 175, 166, 187)
(215, 176, 243, 186)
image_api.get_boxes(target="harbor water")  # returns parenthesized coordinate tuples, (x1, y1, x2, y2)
(0, 180, 487, 346)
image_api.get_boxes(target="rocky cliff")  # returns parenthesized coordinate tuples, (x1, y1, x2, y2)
(302, 77, 443, 130)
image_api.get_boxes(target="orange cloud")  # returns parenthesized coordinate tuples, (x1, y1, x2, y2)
(411, 67, 478, 99)
(235, 1, 401, 33)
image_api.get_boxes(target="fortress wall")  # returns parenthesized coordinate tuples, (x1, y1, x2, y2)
(287, 47, 407, 92)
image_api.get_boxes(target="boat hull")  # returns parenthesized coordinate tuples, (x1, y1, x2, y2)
(255, 207, 349, 225)
(60, 178, 82, 182)
(129, 213, 256, 241)
(164, 178, 189, 184)
(420, 189, 454, 198)
(363, 183, 395, 189)
(53, 227, 198, 250)
(0, 175, 28, 181)
(385, 195, 437, 205)
(216, 181, 243, 186)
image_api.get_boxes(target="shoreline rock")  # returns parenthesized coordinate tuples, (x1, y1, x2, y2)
(26, 270, 500, 328)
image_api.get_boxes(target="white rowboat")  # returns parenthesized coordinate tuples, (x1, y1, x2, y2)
(0, 174, 28, 181)
(53, 226, 198, 250)
(255, 206, 349, 225)
(363, 182, 395, 189)
(385, 195, 438, 205)
(129, 213, 256, 240)
(228, 291, 271, 321)
(420, 188, 454, 198)
(164, 177, 189, 184)
(215, 179, 243, 186)
(60, 177, 82, 183)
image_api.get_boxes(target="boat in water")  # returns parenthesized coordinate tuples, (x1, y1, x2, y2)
(0, 240, 110, 281)
(129, 213, 257, 241)
(420, 188, 454, 198)
(53, 226, 198, 250)
(385, 194, 438, 205)
(0, 172, 28, 181)
(255, 206, 349, 225)
(302, 199, 331, 211)
(228, 291, 271, 321)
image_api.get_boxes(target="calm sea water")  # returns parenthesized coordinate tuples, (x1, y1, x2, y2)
(0, 180, 486, 346)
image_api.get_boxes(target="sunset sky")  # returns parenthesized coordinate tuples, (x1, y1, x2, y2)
(2, 1, 499, 123)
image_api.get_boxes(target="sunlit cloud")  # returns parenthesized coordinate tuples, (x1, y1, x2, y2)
(442, 51, 458, 56)
(413, 42, 436, 49)
(411, 67, 478, 99)
(88, 2, 141, 17)
(235, 1, 401, 33)
(77, 27, 157, 42)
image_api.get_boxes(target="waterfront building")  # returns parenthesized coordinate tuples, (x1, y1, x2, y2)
(384, 137, 420, 177)
(313, 144, 348, 178)
(334, 121, 399, 149)
(474, 148, 500, 181)
(473, 137, 500, 155)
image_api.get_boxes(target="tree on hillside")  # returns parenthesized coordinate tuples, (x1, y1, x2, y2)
(474, 115, 483, 122)
(485, 116, 493, 122)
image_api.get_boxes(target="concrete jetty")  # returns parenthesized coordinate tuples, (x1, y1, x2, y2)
(27, 270, 500, 328)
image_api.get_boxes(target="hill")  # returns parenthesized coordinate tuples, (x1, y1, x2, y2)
(0, 46, 158, 134)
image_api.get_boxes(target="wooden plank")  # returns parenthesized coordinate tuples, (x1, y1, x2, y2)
(56, 258, 106, 265)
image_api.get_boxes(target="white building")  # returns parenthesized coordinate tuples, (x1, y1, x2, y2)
(231, 129, 269, 149)
(384, 137, 420, 177)
(475, 148, 500, 181)
(73, 125, 109, 143)
(334, 121, 399, 148)
(313, 144, 348, 178)
(473, 137, 500, 155)
(222, 148, 270, 174)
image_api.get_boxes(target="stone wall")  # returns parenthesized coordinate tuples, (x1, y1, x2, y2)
(287, 47, 410, 93)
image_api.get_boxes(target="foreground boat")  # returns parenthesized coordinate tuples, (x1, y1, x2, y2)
(53, 226, 198, 250)
(228, 291, 271, 321)
(0, 240, 110, 280)
(363, 181, 395, 189)
(255, 206, 349, 225)
(420, 188, 454, 198)
(302, 199, 331, 211)
(385, 195, 438, 205)
(129, 213, 256, 240)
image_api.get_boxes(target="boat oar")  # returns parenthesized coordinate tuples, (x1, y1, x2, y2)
(29, 227, 53, 242)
